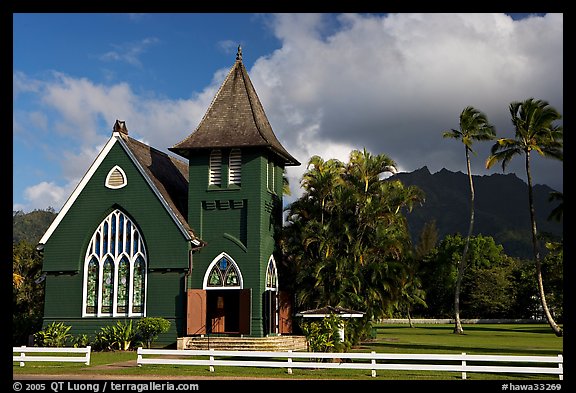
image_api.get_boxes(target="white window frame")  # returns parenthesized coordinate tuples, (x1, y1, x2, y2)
(265, 255, 279, 291)
(81, 209, 147, 318)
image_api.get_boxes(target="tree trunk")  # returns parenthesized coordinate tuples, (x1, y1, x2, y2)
(454, 150, 474, 335)
(525, 153, 562, 337)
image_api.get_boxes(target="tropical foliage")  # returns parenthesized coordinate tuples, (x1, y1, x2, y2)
(13, 240, 45, 345)
(33, 322, 72, 347)
(415, 233, 534, 319)
(300, 313, 346, 353)
(282, 148, 425, 340)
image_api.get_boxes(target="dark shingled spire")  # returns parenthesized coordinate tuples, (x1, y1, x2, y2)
(169, 48, 300, 166)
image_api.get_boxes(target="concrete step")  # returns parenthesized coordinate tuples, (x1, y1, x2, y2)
(177, 335, 308, 351)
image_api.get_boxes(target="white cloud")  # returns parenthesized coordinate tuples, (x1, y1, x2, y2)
(13, 13, 563, 213)
(249, 13, 563, 193)
(218, 40, 240, 55)
(22, 181, 71, 212)
(13, 67, 223, 212)
(99, 37, 160, 67)
(13, 70, 41, 98)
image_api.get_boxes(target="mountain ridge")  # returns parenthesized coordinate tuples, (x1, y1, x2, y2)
(389, 166, 562, 259)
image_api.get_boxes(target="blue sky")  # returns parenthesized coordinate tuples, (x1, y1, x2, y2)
(13, 13, 563, 213)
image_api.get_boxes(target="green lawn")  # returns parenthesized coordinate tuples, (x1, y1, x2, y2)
(13, 323, 563, 380)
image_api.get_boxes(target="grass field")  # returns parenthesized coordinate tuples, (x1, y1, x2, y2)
(13, 323, 563, 380)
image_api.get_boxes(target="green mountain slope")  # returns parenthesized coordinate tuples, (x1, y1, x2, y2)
(390, 166, 562, 259)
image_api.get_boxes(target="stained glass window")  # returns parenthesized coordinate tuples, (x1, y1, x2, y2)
(225, 266, 239, 286)
(118, 214, 124, 255)
(103, 222, 109, 254)
(102, 257, 114, 314)
(95, 233, 101, 257)
(206, 254, 241, 288)
(110, 215, 116, 254)
(132, 257, 145, 314)
(125, 221, 131, 253)
(266, 257, 278, 290)
(116, 257, 129, 313)
(83, 209, 147, 317)
(85, 258, 99, 314)
(208, 267, 223, 286)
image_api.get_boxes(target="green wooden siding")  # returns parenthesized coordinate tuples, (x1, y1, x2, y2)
(43, 270, 186, 346)
(43, 143, 190, 272)
(43, 273, 82, 317)
(41, 140, 191, 342)
(187, 148, 284, 337)
(42, 316, 181, 348)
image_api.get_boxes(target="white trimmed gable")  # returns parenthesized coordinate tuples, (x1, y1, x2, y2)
(38, 131, 193, 246)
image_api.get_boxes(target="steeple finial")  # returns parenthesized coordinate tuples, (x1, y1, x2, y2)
(236, 45, 242, 61)
(113, 119, 128, 135)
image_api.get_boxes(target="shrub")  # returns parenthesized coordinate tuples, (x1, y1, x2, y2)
(70, 334, 90, 348)
(300, 313, 345, 353)
(136, 317, 171, 348)
(33, 322, 71, 347)
(96, 320, 139, 351)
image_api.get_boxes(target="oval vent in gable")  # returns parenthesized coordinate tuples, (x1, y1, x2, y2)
(105, 166, 127, 189)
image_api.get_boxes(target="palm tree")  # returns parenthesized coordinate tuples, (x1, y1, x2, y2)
(486, 98, 563, 337)
(442, 106, 495, 334)
(301, 155, 344, 225)
(13, 272, 24, 288)
(547, 191, 563, 222)
(282, 168, 291, 196)
(285, 149, 424, 323)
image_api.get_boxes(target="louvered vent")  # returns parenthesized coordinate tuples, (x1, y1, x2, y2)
(105, 166, 127, 189)
(229, 149, 241, 186)
(209, 150, 222, 186)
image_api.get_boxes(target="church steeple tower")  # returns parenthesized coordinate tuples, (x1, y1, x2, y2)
(169, 48, 299, 166)
(172, 49, 300, 338)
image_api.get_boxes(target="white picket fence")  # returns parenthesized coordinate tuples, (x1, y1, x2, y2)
(136, 348, 563, 380)
(13, 346, 91, 366)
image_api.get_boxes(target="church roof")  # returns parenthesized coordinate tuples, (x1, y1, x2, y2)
(170, 46, 300, 166)
(120, 132, 198, 241)
(39, 121, 205, 247)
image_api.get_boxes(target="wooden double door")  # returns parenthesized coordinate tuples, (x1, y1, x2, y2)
(187, 289, 250, 335)
(186, 289, 293, 335)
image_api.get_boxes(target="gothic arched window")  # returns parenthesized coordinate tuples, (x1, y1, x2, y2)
(265, 256, 278, 291)
(203, 252, 243, 289)
(82, 209, 147, 317)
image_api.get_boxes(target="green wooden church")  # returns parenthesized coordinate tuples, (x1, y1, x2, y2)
(37, 47, 301, 347)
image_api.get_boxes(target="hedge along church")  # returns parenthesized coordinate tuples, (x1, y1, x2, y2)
(37, 47, 302, 347)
